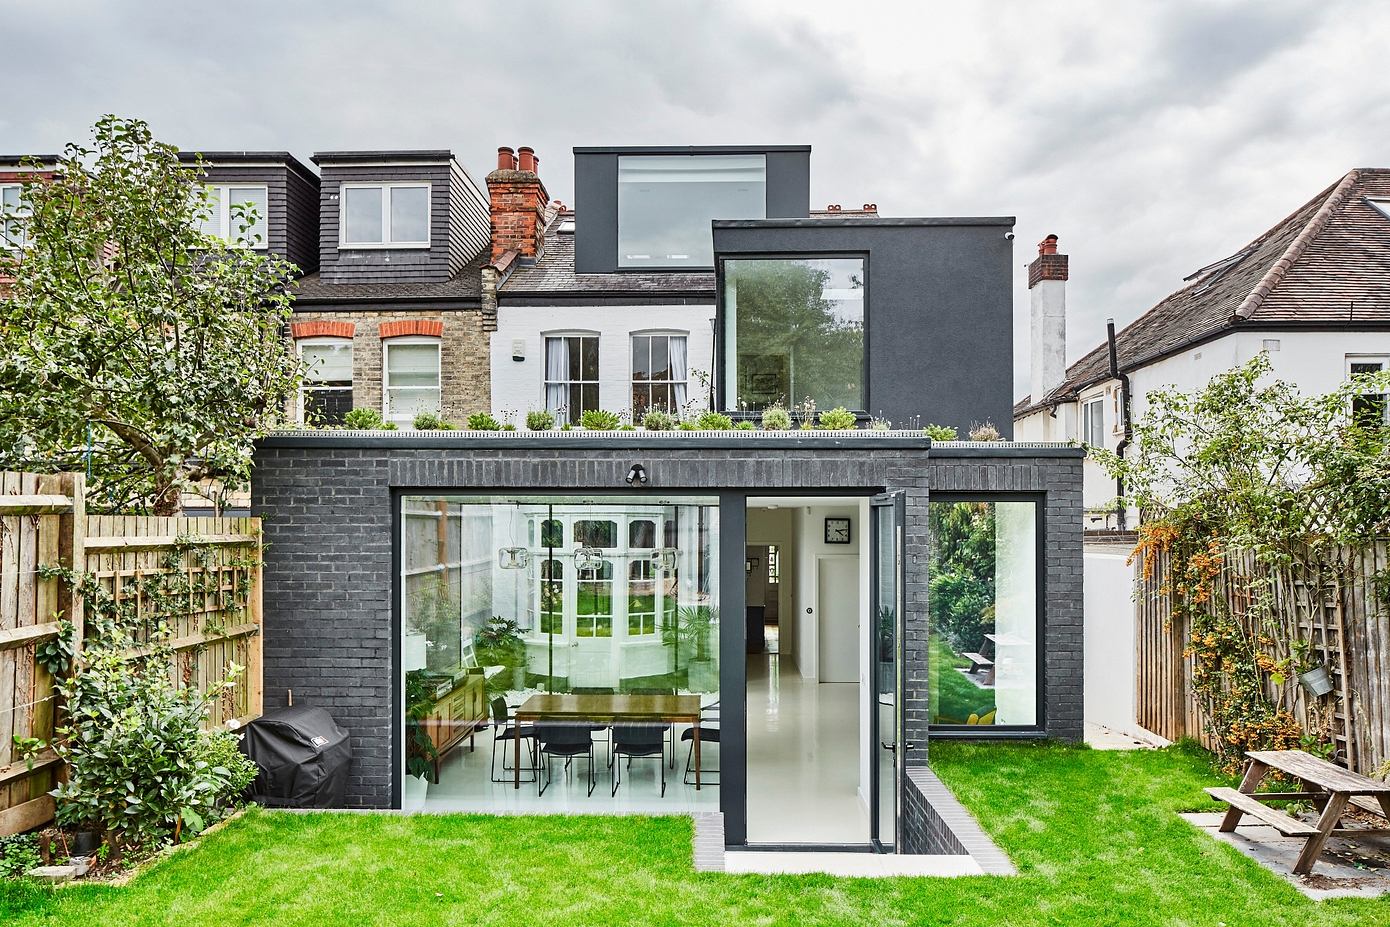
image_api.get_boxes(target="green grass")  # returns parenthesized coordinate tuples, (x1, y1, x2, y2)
(3, 743, 1385, 926)
(930, 638, 997, 724)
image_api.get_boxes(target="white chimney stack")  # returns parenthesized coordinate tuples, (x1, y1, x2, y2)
(1028, 234, 1068, 403)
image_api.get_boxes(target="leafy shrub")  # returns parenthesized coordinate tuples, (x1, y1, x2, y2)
(677, 420, 700, 430)
(818, 407, 857, 430)
(466, 412, 501, 430)
(694, 411, 735, 430)
(526, 409, 555, 431)
(968, 421, 1003, 441)
(641, 409, 677, 430)
(0, 833, 42, 877)
(413, 412, 457, 430)
(502, 423, 517, 431)
(924, 423, 958, 441)
(735, 420, 757, 430)
(579, 409, 621, 430)
(620, 424, 636, 431)
(761, 405, 792, 430)
(343, 407, 397, 430)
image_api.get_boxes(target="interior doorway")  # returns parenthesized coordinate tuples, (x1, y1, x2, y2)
(743, 496, 887, 846)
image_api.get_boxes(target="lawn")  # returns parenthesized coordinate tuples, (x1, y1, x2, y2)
(3, 743, 1385, 926)
(930, 637, 997, 724)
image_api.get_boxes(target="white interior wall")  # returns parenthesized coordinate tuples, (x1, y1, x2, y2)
(747, 506, 796, 666)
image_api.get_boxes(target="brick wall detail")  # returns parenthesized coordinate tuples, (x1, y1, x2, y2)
(291, 320, 355, 339)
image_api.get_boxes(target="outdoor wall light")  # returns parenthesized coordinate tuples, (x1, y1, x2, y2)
(626, 463, 648, 486)
(497, 547, 530, 570)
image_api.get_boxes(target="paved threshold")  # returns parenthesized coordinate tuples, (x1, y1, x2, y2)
(724, 851, 984, 877)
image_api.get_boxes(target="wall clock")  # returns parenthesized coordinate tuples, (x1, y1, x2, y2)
(824, 517, 852, 544)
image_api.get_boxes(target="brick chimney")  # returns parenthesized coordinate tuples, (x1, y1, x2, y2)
(1028, 234, 1068, 402)
(486, 145, 549, 264)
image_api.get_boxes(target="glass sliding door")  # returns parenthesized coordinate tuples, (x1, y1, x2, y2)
(871, 492, 904, 851)
(399, 495, 720, 813)
(927, 499, 1040, 731)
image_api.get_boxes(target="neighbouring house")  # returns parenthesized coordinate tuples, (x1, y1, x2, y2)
(1014, 169, 1390, 525)
(251, 139, 1084, 858)
(0, 155, 59, 271)
(287, 150, 493, 427)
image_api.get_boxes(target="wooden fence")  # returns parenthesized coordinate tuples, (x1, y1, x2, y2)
(0, 472, 263, 837)
(1136, 540, 1390, 775)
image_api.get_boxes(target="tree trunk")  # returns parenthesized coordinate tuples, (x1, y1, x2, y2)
(152, 482, 182, 516)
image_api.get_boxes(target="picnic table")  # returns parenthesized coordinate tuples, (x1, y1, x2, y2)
(1205, 749, 1390, 875)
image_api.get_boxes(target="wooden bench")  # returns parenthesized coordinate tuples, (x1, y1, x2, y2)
(1351, 794, 1390, 819)
(961, 652, 993, 674)
(1204, 787, 1320, 837)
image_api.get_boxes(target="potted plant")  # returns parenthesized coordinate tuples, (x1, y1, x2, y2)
(678, 605, 719, 692)
(475, 616, 527, 690)
(403, 670, 439, 811)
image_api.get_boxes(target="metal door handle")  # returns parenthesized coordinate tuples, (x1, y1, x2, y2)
(881, 741, 896, 752)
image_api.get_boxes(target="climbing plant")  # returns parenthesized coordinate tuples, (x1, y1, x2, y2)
(1097, 354, 1390, 772)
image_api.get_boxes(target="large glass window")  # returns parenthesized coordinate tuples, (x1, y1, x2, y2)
(618, 155, 765, 268)
(631, 333, 689, 415)
(299, 338, 353, 426)
(384, 338, 441, 424)
(199, 185, 268, 248)
(722, 257, 865, 412)
(927, 500, 1038, 730)
(545, 335, 599, 424)
(400, 496, 720, 813)
(341, 183, 430, 247)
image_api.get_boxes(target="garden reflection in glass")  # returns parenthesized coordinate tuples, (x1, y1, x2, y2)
(400, 495, 720, 694)
(926, 501, 1038, 728)
(721, 257, 865, 412)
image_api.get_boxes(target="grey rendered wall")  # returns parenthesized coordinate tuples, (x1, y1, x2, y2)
(251, 437, 1082, 816)
(713, 220, 1016, 437)
(572, 148, 811, 273)
(318, 161, 455, 284)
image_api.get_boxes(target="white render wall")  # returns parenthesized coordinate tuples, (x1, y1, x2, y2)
(1082, 545, 1144, 738)
(1017, 328, 1390, 511)
(490, 303, 716, 418)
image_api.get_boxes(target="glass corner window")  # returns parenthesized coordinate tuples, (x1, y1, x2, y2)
(721, 257, 865, 411)
(617, 154, 765, 268)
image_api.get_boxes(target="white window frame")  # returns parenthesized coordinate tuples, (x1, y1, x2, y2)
(544, 332, 601, 423)
(339, 182, 431, 249)
(1081, 395, 1105, 447)
(1347, 354, 1390, 425)
(1, 182, 30, 250)
(382, 336, 442, 425)
(203, 184, 269, 250)
(297, 337, 354, 425)
(630, 330, 689, 415)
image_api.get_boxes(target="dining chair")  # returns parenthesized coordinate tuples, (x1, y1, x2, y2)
(611, 723, 667, 797)
(537, 721, 597, 797)
(488, 696, 538, 784)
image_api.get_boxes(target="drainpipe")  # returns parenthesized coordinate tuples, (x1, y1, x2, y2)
(1106, 318, 1132, 530)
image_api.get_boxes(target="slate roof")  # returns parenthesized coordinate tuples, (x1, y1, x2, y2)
(500, 214, 715, 297)
(292, 250, 488, 304)
(1015, 168, 1390, 417)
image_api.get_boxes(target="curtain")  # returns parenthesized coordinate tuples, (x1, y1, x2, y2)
(545, 337, 569, 414)
(669, 335, 688, 410)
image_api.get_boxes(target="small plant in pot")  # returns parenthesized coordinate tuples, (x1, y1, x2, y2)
(403, 669, 439, 811)
(474, 616, 528, 690)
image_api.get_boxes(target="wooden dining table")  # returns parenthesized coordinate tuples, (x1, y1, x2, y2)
(1206, 749, 1390, 875)
(512, 693, 705, 790)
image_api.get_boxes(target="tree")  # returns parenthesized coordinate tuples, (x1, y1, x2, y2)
(0, 116, 301, 514)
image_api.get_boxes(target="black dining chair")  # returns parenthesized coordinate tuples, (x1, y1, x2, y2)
(611, 723, 667, 797)
(681, 701, 720, 785)
(489, 696, 538, 784)
(629, 686, 678, 768)
(537, 721, 597, 797)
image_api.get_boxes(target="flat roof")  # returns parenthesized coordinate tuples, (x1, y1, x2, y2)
(177, 150, 317, 181)
(311, 150, 453, 165)
(572, 145, 811, 155)
(714, 216, 1017, 229)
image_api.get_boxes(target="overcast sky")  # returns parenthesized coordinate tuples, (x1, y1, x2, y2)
(8, 0, 1390, 400)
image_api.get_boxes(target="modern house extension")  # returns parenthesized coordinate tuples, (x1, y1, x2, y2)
(252, 140, 1083, 856)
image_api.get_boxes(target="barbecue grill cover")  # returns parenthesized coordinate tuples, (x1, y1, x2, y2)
(240, 706, 353, 808)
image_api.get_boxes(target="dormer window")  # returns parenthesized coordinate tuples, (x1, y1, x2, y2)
(1, 183, 31, 249)
(199, 184, 268, 249)
(341, 182, 430, 248)
(617, 155, 765, 268)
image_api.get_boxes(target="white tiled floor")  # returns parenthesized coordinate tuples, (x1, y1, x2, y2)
(746, 653, 870, 844)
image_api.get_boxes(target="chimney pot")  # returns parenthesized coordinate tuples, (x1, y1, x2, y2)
(518, 147, 536, 173)
(497, 147, 516, 171)
(1038, 234, 1059, 256)
(865, 203, 877, 213)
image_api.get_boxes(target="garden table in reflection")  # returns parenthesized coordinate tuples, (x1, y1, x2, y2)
(512, 693, 704, 790)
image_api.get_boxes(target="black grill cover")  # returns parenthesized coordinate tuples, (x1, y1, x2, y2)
(240, 706, 353, 808)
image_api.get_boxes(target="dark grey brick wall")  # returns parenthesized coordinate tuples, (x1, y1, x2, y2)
(251, 435, 1083, 823)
